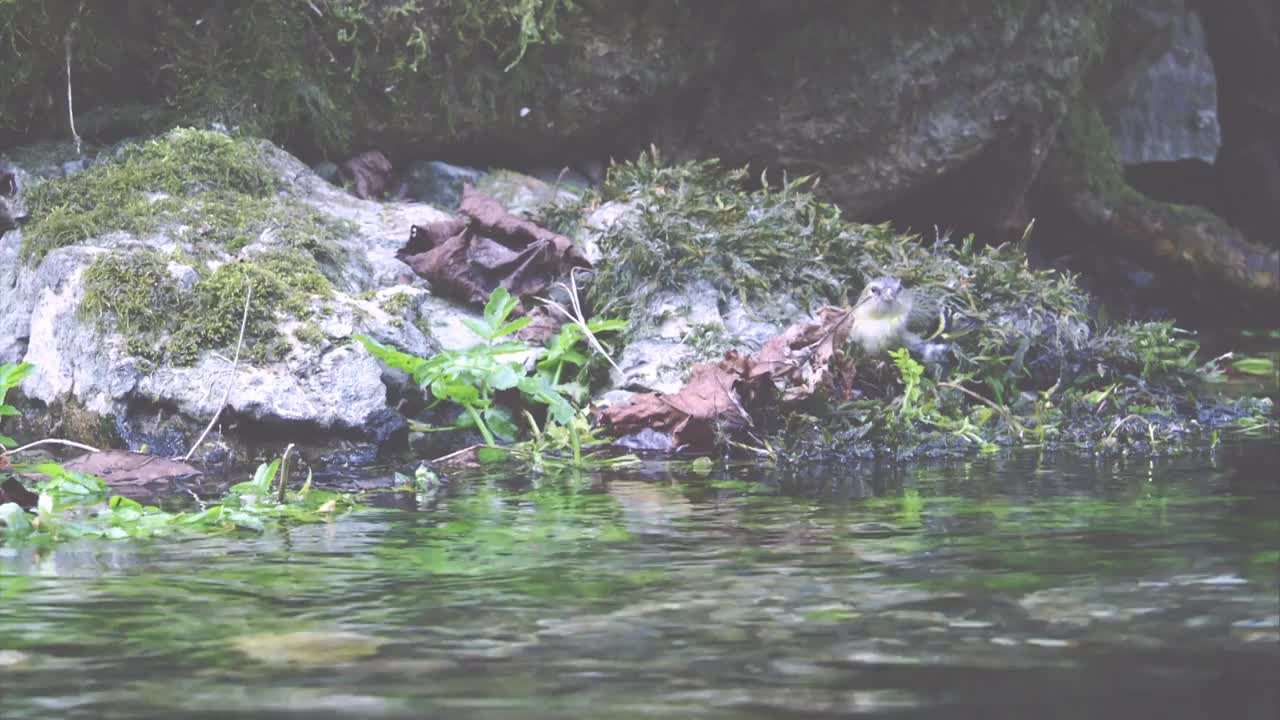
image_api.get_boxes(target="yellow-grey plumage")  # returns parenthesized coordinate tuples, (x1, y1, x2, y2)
(850, 276, 915, 355)
(849, 276, 973, 359)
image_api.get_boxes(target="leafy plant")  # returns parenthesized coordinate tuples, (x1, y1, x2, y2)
(357, 287, 623, 450)
(2, 452, 350, 544)
(890, 349, 925, 419)
(0, 362, 33, 448)
(538, 318, 626, 386)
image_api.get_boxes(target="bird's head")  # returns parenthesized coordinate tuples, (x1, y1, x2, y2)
(855, 276, 910, 318)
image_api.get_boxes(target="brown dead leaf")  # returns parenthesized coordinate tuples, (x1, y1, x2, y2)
(0, 476, 38, 509)
(340, 150, 394, 199)
(513, 305, 564, 345)
(59, 450, 202, 488)
(598, 306, 857, 451)
(400, 185, 590, 307)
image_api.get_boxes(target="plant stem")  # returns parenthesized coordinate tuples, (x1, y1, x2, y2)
(466, 404, 497, 446)
(570, 422, 581, 467)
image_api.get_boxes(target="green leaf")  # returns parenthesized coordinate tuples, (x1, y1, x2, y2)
(487, 341, 533, 356)
(476, 446, 510, 465)
(585, 318, 627, 334)
(432, 379, 480, 405)
(109, 496, 143, 511)
(461, 317, 496, 342)
(0, 361, 34, 391)
(486, 363, 523, 391)
(249, 459, 281, 495)
(1232, 356, 1276, 376)
(0, 433, 15, 448)
(484, 405, 519, 441)
(0, 405, 19, 416)
(484, 287, 519, 329)
(492, 316, 531, 339)
(354, 335, 427, 375)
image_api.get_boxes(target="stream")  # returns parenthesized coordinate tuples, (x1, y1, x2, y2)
(2, 442, 1278, 719)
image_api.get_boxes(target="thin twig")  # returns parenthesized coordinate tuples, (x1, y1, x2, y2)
(939, 381, 1024, 437)
(64, 2, 84, 155)
(182, 281, 253, 462)
(1, 438, 101, 458)
(535, 268, 623, 374)
(431, 444, 485, 465)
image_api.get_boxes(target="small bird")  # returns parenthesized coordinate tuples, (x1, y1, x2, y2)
(850, 276, 973, 361)
(850, 276, 915, 356)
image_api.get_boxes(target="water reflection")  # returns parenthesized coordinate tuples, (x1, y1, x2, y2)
(2, 442, 1278, 719)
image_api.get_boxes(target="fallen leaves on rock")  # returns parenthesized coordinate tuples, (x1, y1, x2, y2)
(399, 185, 590, 308)
(0, 475, 38, 509)
(59, 450, 202, 488)
(339, 150, 395, 199)
(598, 306, 857, 451)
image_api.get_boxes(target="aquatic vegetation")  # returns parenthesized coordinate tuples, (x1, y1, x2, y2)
(0, 454, 357, 544)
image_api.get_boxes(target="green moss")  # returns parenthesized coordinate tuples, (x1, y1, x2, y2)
(572, 152, 1275, 456)
(79, 248, 332, 368)
(379, 290, 414, 316)
(170, 190, 353, 259)
(79, 250, 182, 337)
(22, 128, 277, 261)
(168, 250, 332, 365)
(293, 321, 327, 347)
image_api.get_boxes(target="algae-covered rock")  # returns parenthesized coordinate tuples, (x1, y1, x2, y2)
(568, 153, 1274, 456)
(0, 128, 488, 457)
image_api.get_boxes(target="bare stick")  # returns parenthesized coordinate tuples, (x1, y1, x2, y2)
(64, 2, 84, 155)
(938, 381, 1024, 437)
(1, 438, 101, 458)
(535, 268, 623, 374)
(182, 281, 253, 462)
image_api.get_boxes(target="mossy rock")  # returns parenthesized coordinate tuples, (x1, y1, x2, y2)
(568, 152, 1275, 455)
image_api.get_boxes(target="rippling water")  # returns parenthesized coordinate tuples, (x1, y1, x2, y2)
(2, 442, 1278, 719)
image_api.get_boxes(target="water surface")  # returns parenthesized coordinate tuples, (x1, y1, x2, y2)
(3, 443, 1278, 719)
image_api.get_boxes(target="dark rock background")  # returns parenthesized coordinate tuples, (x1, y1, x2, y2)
(2, 0, 1277, 320)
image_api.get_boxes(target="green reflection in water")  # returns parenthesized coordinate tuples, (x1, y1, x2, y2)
(1, 444, 1277, 719)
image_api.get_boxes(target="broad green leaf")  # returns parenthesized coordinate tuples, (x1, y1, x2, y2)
(461, 317, 496, 342)
(484, 405, 519, 441)
(1232, 356, 1276, 376)
(354, 335, 427, 375)
(432, 379, 480, 405)
(492, 316, 531, 339)
(483, 287, 518, 329)
(487, 363, 523, 391)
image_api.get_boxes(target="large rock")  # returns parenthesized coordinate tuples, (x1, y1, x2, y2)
(676, 0, 1114, 245)
(0, 134, 493, 458)
(1098, 0, 1221, 165)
